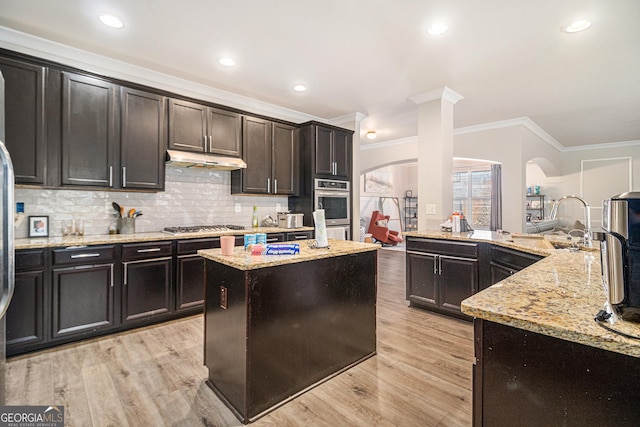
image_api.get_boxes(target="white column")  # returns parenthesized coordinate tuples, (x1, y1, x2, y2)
(329, 112, 367, 240)
(410, 87, 463, 230)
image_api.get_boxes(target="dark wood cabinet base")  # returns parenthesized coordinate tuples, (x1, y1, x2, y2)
(474, 320, 640, 426)
(204, 251, 377, 423)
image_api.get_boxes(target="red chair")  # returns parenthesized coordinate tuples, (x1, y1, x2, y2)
(367, 210, 403, 246)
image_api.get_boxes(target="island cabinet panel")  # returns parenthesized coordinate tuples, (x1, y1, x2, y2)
(204, 250, 377, 423)
(406, 237, 478, 320)
(474, 319, 640, 426)
(0, 56, 46, 185)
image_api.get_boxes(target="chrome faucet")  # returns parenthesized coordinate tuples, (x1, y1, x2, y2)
(550, 195, 592, 247)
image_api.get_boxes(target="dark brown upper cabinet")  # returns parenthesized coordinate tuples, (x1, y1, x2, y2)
(61, 71, 117, 188)
(60, 71, 166, 191)
(231, 117, 298, 195)
(120, 87, 166, 190)
(314, 125, 351, 179)
(0, 57, 46, 185)
(168, 98, 241, 157)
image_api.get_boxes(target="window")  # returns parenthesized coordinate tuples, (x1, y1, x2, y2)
(453, 168, 492, 229)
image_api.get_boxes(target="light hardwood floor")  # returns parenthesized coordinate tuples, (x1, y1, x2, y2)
(6, 249, 474, 426)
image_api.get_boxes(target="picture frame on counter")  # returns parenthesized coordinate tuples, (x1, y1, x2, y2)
(28, 215, 49, 238)
(405, 190, 412, 197)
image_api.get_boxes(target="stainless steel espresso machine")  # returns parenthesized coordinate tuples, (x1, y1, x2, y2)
(594, 192, 640, 322)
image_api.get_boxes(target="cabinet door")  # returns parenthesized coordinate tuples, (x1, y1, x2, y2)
(208, 107, 241, 157)
(440, 256, 477, 313)
(122, 257, 172, 322)
(490, 262, 514, 286)
(406, 251, 438, 305)
(6, 270, 45, 348)
(176, 255, 205, 311)
(271, 122, 297, 195)
(332, 129, 351, 179)
(241, 116, 272, 194)
(314, 126, 333, 176)
(168, 98, 207, 152)
(120, 87, 166, 190)
(52, 263, 115, 338)
(61, 72, 117, 187)
(0, 57, 46, 185)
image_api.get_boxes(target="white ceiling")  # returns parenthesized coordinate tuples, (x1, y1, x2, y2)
(0, 0, 638, 148)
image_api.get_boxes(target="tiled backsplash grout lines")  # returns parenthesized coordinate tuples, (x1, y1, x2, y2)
(15, 166, 288, 238)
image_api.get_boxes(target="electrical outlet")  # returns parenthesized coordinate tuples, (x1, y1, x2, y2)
(276, 203, 282, 212)
(235, 203, 241, 213)
(426, 204, 437, 215)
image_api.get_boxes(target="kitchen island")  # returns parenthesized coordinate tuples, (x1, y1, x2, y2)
(198, 239, 379, 424)
(461, 246, 640, 425)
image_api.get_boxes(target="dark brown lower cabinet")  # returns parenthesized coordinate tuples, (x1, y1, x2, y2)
(7, 250, 46, 355)
(406, 237, 478, 319)
(122, 242, 173, 323)
(488, 245, 542, 289)
(51, 263, 115, 338)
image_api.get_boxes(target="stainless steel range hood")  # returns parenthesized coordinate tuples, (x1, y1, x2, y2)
(166, 150, 247, 170)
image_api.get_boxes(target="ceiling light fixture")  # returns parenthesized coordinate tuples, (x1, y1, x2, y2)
(426, 23, 448, 36)
(218, 57, 236, 67)
(98, 14, 124, 29)
(366, 131, 377, 140)
(564, 20, 592, 33)
(292, 84, 307, 92)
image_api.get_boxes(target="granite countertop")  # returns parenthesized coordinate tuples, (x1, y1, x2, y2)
(198, 239, 379, 271)
(15, 226, 315, 250)
(405, 229, 640, 359)
(404, 229, 554, 257)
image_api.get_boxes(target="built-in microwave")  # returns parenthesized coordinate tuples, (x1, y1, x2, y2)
(314, 179, 350, 226)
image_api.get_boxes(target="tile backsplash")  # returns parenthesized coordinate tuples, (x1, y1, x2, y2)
(14, 165, 288, 238)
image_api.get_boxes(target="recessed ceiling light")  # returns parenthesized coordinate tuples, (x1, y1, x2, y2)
(99, 14, 124, 29)
(292, 84, 307, 92)
(564, 20, 592, 33)
(366, 131, 377, 140)
(218, 57, 236, 67)
(426, 23, 448, 36)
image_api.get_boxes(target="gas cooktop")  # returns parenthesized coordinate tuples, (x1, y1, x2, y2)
(163, 225, 246, 235)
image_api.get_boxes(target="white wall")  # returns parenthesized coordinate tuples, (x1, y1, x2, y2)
(14, 165, 287, 238)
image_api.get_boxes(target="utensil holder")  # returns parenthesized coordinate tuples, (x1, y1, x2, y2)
(117, 218, 135, 234)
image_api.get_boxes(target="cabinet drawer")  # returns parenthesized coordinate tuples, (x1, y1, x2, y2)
(406, 238, 478, 258)
(176, 238, 220, 255)
(122, 241, 173, 261)
(285, 231, 313, 241)
(266, 233, 285, 243)
(491, 246, 542, 271)
(16, 249, 45, 270)
(53, 245, 115, 265)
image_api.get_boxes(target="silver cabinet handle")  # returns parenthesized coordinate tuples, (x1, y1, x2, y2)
(209, 135, 212, 152)
(122, 166, 127, 188)
(110, 264, 114, 288)
(291, 235, 308, 240)
(274, 179, 278, 194)
(109, 166, 113, 187)
(123, 262, 128, 285)
(267, 178, 271, 193)
(203, 135, 207, 152)
(70, 253, 101, 259)
(137, 248, 162, 253)
(267, 237, 280, 242)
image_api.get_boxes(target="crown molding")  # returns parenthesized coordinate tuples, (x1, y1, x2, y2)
(0, 26, 322, 124)
(410, 86, 464, 105)
(329, 112, 367, 126)
(563, 139, 640, 152)
(454, 117, 564, 151)
(360, 136, 418, 151)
